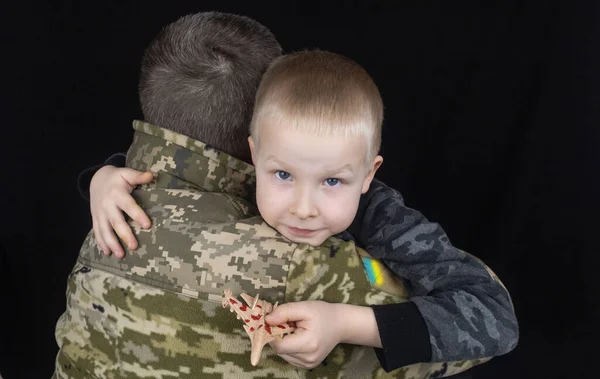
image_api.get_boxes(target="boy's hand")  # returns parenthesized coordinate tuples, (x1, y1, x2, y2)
(266, 301, 344, 369)
(90, 165, 153, 258)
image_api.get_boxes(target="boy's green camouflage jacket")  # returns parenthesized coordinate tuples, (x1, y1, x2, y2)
(54, 121, 517, 378)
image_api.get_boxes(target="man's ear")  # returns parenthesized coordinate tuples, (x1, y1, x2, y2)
(248, 136, 257, 165)
(361, 155, 383, 194)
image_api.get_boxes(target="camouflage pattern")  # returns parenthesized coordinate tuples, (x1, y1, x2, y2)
(283, 239, 490, 378)
(53, 121, 499, 378)
(347, 179, 519, 362)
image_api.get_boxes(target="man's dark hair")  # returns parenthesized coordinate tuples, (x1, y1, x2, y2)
(139, 12, 282, 163)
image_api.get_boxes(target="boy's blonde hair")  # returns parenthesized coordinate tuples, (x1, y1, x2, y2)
(250, 50, 383, 162)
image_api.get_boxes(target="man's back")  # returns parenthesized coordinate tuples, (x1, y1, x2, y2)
(55, 122, 300, 378)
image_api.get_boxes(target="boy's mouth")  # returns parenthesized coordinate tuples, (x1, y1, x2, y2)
(287, 226, 319, 237)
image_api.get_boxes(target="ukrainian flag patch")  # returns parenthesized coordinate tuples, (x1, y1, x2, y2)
(362, 257, 384, 286)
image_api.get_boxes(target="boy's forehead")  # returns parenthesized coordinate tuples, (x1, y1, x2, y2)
(253, 110, 376, 163)
(256, 107, 373, 134)
(256, 114, 370, 142)
(258, 126, 369, 170)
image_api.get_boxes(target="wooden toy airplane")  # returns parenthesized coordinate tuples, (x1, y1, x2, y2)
(222, 289, 296, 366)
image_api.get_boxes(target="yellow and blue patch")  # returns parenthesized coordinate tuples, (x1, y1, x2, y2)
(362, 257, 384, 286)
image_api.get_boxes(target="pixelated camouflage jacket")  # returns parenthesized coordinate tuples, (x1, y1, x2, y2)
(54, 121, 489, 379)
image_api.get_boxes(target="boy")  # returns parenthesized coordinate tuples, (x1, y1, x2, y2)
(247, 55, 517, 372)
(62, 12, 517, 379)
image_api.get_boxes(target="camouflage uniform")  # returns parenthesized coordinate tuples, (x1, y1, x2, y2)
(54, 121, 516, 378)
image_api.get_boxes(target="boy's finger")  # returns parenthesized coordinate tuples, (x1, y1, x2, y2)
(266, 302, 308, 325)
(121, 168, 154, 186)
(121, 198, 151, 229)
(269, 330, 308, 355)
(99, 220, 125, 258)
(112, 218, 138, 252)
(95, 232, 110, 256)
(137, 171, 155, 184)
(92, 216, 110, 256)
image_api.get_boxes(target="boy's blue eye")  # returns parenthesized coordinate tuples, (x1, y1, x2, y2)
(325, 178, 340, 187)
(275, 170, 291, 180)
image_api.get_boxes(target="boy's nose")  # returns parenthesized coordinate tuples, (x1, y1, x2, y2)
(289, 188, 318, 219)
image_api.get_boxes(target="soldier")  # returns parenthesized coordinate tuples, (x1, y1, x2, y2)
(55, 12, 518, 379)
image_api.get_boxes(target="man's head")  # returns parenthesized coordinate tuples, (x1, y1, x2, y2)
(248, 51, 384, 246)
(139, 12, 282, 163)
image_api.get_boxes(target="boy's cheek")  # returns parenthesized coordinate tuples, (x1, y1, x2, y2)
(256, 184, 286, 218)
(326, 192, 361, 231)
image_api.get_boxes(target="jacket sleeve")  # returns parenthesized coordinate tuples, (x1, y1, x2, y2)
(77, 153, 127, 202)
(347, 178, 519, 370)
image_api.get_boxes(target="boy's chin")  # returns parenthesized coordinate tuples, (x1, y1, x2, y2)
(281, 230, 329, 247)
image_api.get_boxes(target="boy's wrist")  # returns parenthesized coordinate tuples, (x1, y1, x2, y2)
(77, 164, 106, 202)
(77, 152, 127, 203)
(336, 303, 382, 348)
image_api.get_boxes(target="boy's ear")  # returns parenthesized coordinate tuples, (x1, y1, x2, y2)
(361, 155, 383, 194)
(248, 136, 256, 165)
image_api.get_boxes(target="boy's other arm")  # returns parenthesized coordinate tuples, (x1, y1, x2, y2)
(78, 153, 153, 257)
(347, 178, 519, 369)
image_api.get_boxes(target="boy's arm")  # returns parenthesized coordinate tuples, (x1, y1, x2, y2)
(347, 178, 519, 370)
(78, 153, 152, 257)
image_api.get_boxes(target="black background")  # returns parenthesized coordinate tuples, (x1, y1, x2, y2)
(1, 1, 598, 378)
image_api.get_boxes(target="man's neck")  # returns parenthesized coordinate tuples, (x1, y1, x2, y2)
(125, 120, 256, 201)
